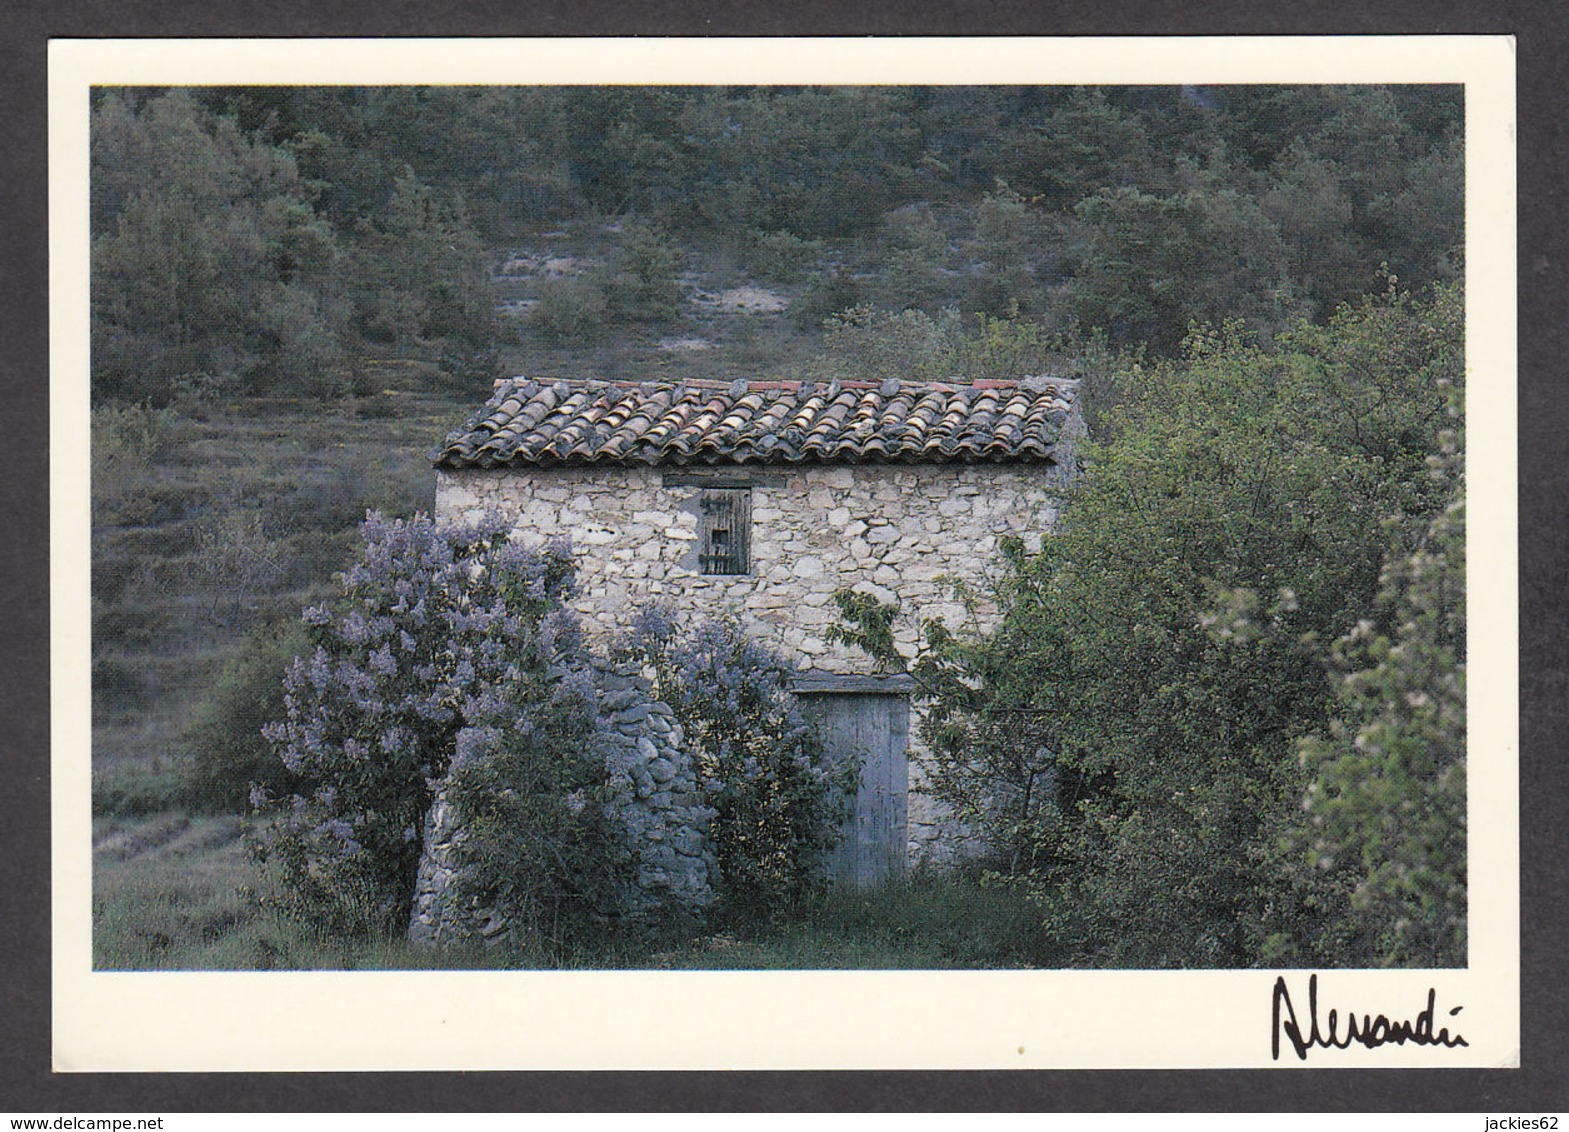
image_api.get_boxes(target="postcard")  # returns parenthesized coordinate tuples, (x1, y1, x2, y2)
(52, 34, 1518, 1071)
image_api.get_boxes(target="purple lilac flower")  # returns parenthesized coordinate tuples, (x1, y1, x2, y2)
(370, 645, 397, 677)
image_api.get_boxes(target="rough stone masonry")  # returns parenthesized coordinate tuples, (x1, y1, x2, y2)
(434, 459, 1078, 866)
(408, 656, 716, 949)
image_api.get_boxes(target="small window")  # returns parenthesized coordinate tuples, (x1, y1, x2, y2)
(698, 488, 751, 575)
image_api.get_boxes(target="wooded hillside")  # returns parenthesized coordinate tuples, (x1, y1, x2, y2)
(91, 84, 1461, 404)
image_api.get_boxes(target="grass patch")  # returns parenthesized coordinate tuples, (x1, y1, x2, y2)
(93, 813, 256, 968)
(91, 813, 507, 970)
(93, 813, 1060, 970)
(92, 763, 190, 817)
(638, 876, 1060, 970)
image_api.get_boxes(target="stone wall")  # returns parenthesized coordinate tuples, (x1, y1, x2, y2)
(434, 439, 1080, 866)
(594, 658, 717, 917)
(408, 658, 715, 950)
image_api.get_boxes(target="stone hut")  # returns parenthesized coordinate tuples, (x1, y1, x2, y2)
(432, 375, 1084, 877)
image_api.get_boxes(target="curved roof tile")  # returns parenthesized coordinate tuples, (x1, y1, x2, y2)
(434, 377, 1079, 469)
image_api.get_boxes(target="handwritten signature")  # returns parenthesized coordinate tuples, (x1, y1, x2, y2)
(1271, 973, 1468, 1061)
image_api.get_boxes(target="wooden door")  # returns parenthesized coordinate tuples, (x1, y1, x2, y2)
(799, 692, 909, 888)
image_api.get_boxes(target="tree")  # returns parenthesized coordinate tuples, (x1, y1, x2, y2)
(603, 220, 684, 324)
(831, 574, 1077, 880)
(676, 88, 923, 237)
(1292, 405, 1465, 967)
(91, 90, 345, 402)
(966, 183, 1050, 316)
(1002, 88, 1162, 207)
(1067, 183, 1300, 354)
(352, 167, 494, 349)
(837, 284, 1464, 967)
(1260, 144, 1366, 320)
(877, 202, 951, 309)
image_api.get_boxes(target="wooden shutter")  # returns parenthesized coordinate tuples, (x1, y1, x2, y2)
(698, 488, 751, 575)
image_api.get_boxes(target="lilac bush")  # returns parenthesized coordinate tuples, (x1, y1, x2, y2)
(619, 608, 855, 919)
(251, 511, 597, 936)
(440, 660, 637, 950)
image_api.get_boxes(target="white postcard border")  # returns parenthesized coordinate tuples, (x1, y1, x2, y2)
(50, 35, 1518, 1072)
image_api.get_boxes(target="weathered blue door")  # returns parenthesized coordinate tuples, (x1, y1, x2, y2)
(798, 691, 909, 887)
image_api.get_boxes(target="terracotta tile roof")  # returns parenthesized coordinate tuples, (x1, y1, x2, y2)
(433, 377, 1080, 469)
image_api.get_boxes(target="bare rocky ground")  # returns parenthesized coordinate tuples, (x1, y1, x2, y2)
(488, 233, 815, 380)
(695, 285, 790, 314)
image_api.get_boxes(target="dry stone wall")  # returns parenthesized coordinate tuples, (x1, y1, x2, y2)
(407, 658, 715, 950)
(435, 444, 1080, 866)
(594, 658, 717, 917)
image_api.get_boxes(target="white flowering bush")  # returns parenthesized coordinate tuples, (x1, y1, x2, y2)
(251, 512, 620, 939)
(1294, 421, 1466, 967)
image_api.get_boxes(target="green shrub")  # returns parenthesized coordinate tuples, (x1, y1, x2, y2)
(748, 228, 825, 283)
(605, 220, 684, 323)
(183, 616, 313, 813)
(93, 402, 176, 469)
(529, 277, 608, 341)
(816, 304, 1103, 389)
(442, 665, 637, 954)
(792, 267, 861, 332)
(817, 305, 958, 384)
(93, 763, 188, 817)
(877, 203, 951, 308)
(193, 506, 289, 625)
(92, 403, 178, 520)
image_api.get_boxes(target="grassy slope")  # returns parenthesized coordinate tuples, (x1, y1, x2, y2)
(91, 381, 463, 775)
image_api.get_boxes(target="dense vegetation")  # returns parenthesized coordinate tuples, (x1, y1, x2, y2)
(837, 284, 1465, 967)
(250, 515, 614, 941)
(244, 514, 858, 957)
(618, 610, 859, 921)
(89, 82, 1466, 970)
(91, 84, 1460, 404)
